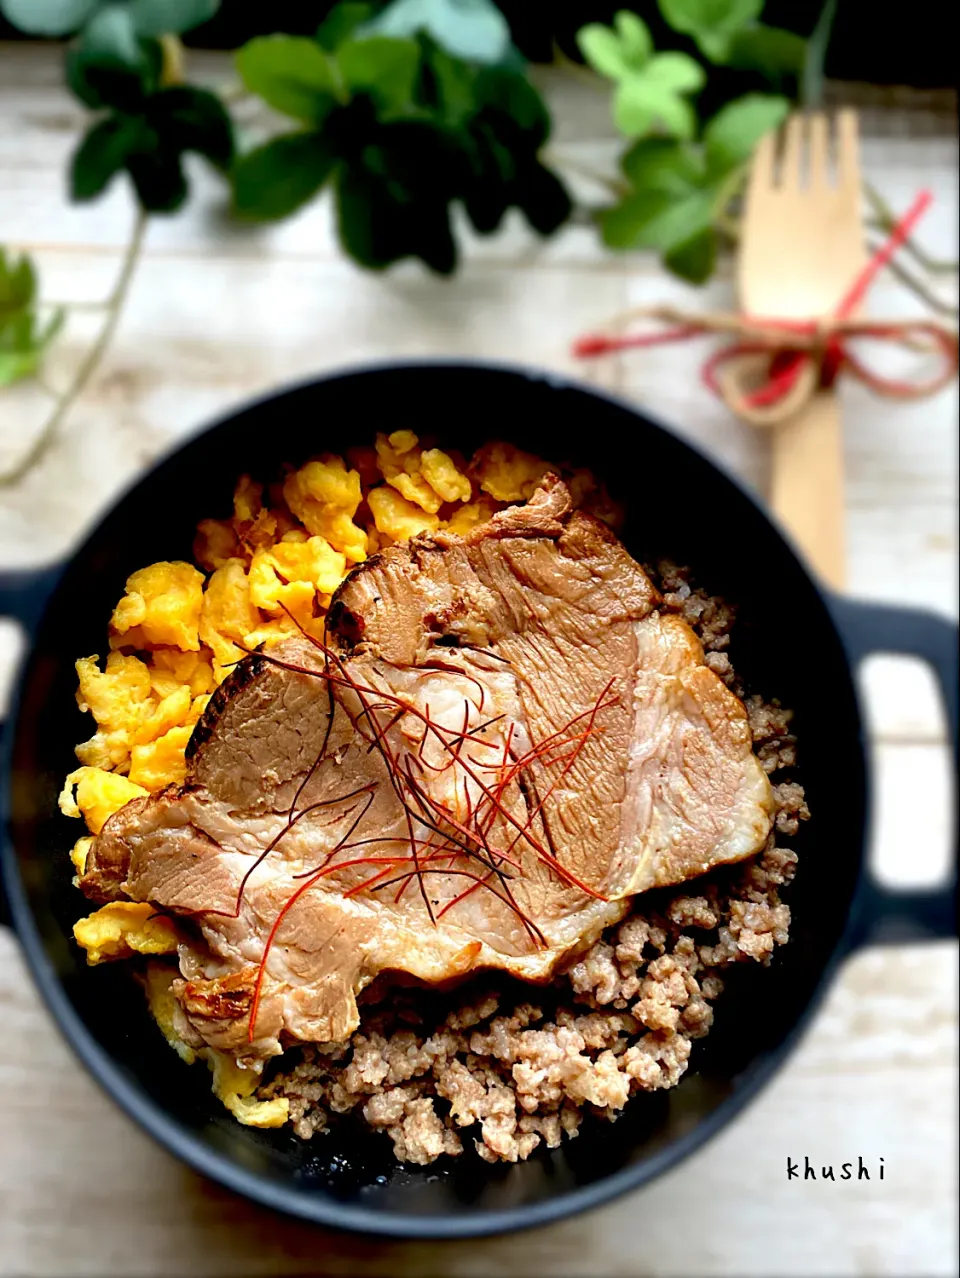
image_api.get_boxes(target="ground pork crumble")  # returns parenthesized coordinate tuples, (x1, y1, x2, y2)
(256, 562, 808, 1165)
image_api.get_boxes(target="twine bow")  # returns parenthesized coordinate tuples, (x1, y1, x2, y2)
(573, 189, 958, 428)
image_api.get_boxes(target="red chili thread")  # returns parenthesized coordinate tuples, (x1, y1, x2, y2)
(234, 613, 622, 1040)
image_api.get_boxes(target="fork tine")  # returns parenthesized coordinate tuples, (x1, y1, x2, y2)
(779, 114, 805, 191)
(747, 128, 778, 199)
(836, 109, 861, 192)
(808, 113, 830, 189)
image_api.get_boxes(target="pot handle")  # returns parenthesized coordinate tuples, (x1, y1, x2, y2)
(829, 595, 958, 948)
(0, 564, 63, 927)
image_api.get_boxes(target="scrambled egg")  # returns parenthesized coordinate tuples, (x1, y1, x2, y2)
(472, 441, 551, 503)
(64, 435, 620, 1127)
(368, 486, 440, 540)
(73, 901, 179, 965)
(74, 652, 153, 772)
(249, 534, 346, 615)
(199, 559, 261, 677)
(149, 649, 215, 699)
(374, 430, 471, 514)
(70, 836, 94, 875)
(203, 1046, 289, 1128)
(283, 455, 368, 563)
(444, 496, 502, 537)
(60, 767, 148, 833)
(110, 562, 205, 652)
(129, 724, 195, 791)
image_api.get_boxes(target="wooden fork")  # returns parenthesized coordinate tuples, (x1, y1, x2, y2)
(738, 110, 866, 589)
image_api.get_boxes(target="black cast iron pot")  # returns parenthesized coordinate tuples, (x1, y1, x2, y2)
(1, 362, 956, 1239)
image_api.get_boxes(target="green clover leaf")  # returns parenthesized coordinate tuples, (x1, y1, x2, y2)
(724, 24, 806, 83)
(336, 36, 420, 117)
(149, 85, 234, 169)
(658, 0, 763, 63)
(459, 67, 569, 237)
(611, 11, 654, 69)
(602, 137, 714, 254)
(70, 113, 149, 197)
(0, 0, 97, 35)
(422, 39, 482, 128)
(230, 28, 568, 273)
(78, 3, 141, 63)
(600, 137, 713, 275)
(614, 53, 706, 139)
(232, 132, 339, 221)
(665, 230, 716, 282)
(703, 92, 789, 175)
(0, 0, 217, 37)
(316, 3, 378, 51)
(236, 36, 344, 126)
(621, 134, 704, 191)
(70, 81, 233, 212)
(66, 28, 162, 110)
(367, 0, 511, 66)
(335, 121, 460, 273)
(473, 64, 552, 150)
(577, 14, 705, 141)
(577, 11, 652, 80)
(0, 248, 64, 387)
(600, 92, 787, 283)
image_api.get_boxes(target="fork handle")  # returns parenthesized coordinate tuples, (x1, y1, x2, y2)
(771, 389, 846, 590)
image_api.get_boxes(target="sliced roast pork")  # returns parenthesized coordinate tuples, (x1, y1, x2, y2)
(81, 477, 773, 1061)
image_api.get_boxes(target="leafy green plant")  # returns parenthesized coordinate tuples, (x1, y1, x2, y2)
(0, 0, 217, 44)
(601, 92, 789, 281)
(659, 0, 763, 63)
(1, 0, 807, 278)
(653, 0, 806, 80)
(367, 0, 511, 64)
(69, 45, 233, 211)
(577, 11, 705, 138)
(231, 20, 569, 274)
(1, 0, 233, 212)
(0, 250, 63, 386)
(577, 7, 792, 281)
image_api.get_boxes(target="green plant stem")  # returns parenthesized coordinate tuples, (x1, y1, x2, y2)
(802, 0, 838, 109)
(867, 238, 959, 319)
(0, 210, 148, 488)
(159, 34, 185, 87)
(711, 163, 747, 243)
(715, 213, 740, 243)
(545, 150, 629, 200)
(864, 183, 959, 275)
(42, 300, 110, 312)
(714, 163, 747, 216)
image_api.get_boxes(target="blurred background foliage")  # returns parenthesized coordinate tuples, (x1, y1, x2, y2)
(0, 0, 952, 482)
(0, 0, 834, 281)
(2, 1, 952, 85)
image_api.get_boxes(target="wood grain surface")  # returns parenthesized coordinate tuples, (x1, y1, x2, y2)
(0, 46, 956, 1278)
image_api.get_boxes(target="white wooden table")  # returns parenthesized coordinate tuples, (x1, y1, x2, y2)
(1, 45, 956, 1278)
